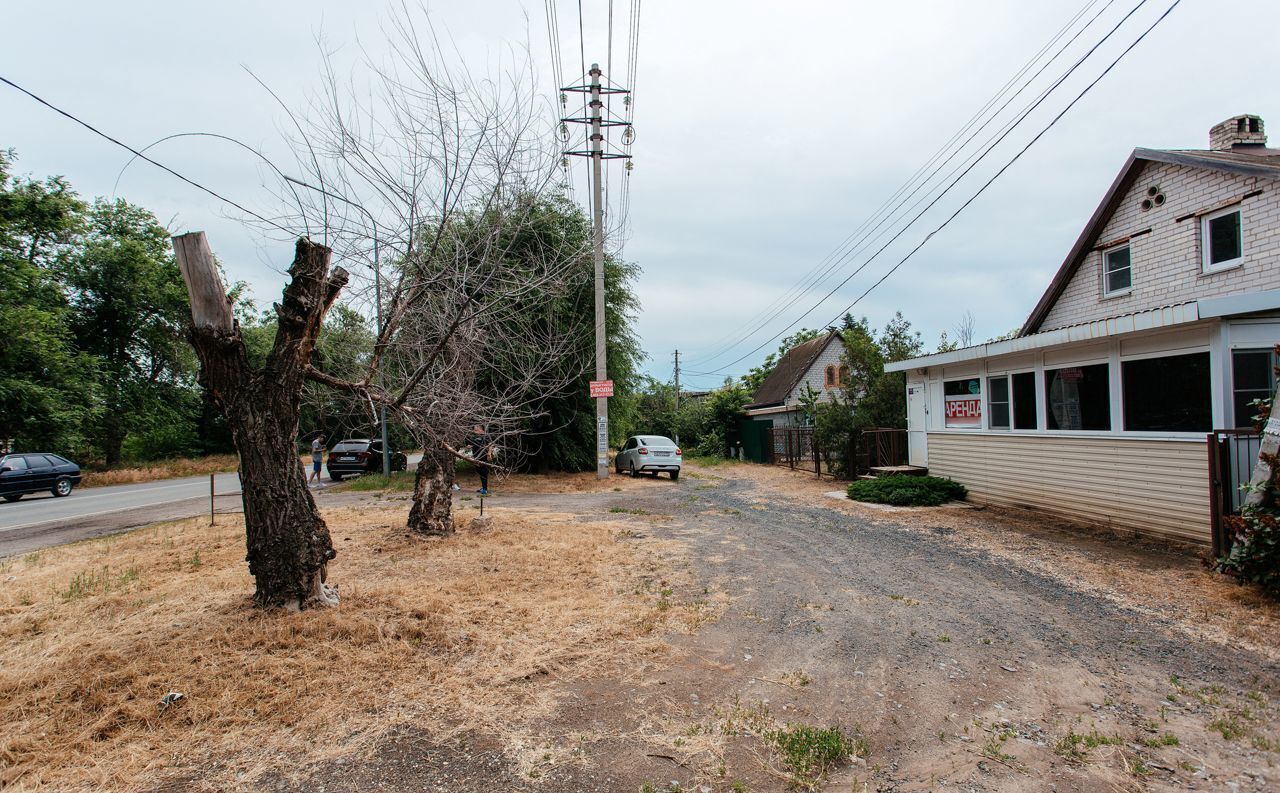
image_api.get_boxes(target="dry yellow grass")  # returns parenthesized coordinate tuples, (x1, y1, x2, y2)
(0, 503, 685, 791)
(80, 455, 241, 488)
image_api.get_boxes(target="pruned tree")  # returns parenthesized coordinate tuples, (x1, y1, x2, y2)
(172, 231, 347, 609)
(269, 6, 592, 536)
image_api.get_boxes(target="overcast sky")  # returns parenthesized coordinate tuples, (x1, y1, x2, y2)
(4, 0, 1277, 390)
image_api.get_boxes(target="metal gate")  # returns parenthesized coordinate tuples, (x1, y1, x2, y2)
(1207, 428, 1262, 557)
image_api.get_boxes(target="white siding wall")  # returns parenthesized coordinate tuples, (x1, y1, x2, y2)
(928, 433, 1210, 544)
(786, 338, 848, 407)
(1043, 162, 1280, 330)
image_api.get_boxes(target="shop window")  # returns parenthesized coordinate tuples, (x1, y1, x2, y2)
(943, 378, 982, 428)
(1045, 363, 1110, 431)
(988, 376, 1010, 429)
(1012, 372, 1038, 430)
(1122, 352, 1211, 432)
(990, 372, 1038, 430)
(1232, 348, 1276, 428)
(1103, 245, 1131, 296)
(1202, 207, 1243, 272)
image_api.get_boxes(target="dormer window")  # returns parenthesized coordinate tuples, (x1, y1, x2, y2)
(1202, 207, 1243, 272)
(1103, 244, 1131, 297)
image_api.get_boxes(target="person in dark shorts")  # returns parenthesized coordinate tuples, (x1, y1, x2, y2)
(308, 435, 325, 486)
(468, 424, 492, 495)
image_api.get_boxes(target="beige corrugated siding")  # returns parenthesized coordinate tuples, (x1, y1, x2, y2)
(927, 433, 1209, 544)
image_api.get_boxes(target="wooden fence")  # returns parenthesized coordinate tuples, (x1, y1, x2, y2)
(766, 426, 906, 480)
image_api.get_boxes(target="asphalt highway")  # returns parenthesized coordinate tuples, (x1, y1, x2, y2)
(0, 453, 421, 558)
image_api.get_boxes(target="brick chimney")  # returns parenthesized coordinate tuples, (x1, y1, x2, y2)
(1210, 114, 1266, 151)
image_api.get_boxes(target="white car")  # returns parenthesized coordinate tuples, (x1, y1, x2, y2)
(615, 435, 683, 480)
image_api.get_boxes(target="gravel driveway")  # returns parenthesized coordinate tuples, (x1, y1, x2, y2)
(284, 462, 1279, 792)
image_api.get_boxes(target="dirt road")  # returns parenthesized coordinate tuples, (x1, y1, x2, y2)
(283, 462, 1279, 792)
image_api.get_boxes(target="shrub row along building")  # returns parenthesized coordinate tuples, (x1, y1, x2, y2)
(887, 114, 1280, 546)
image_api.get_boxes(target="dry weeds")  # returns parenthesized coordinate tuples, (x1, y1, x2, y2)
(80, 455, 241, 488)
(0, 503, 686, 791)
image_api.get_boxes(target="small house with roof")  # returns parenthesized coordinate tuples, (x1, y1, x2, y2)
(736, 330, 848, 461)
(885, 115, 1280, 545)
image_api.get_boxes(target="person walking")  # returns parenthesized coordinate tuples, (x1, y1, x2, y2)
(468, 424, 492, 495)
(308, 434, 325, 486)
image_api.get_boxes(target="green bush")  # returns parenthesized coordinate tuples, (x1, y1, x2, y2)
(846, 475, 966, 506)
(765, 724, 857, 789)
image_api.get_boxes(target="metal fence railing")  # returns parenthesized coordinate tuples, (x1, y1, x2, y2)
(766, 426, 906, 480)
(1207, 428, 1262, 557)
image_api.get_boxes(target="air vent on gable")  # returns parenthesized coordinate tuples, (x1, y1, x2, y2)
(1140, 185, 1165, 211)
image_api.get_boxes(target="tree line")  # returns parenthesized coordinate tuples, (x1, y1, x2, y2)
(0, 151, 647, 474)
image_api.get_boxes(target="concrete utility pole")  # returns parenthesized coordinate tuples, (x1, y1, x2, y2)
(590, 64, 608, 480)
(673, 349, 680, 446)
(563, 63, 633, 479)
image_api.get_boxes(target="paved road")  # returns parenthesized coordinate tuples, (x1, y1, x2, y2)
(0, 453, 420, 558)
(0, 472, 244, 533)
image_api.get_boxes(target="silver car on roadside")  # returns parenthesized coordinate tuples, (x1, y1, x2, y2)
(615, 435, 682, 480)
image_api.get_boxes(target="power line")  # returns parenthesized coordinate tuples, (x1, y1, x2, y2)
(692, 0, 1152, 373)
(688, 0, 1114, 367)
(704, 0, 1182, 377)
(0, 74, 294, 236)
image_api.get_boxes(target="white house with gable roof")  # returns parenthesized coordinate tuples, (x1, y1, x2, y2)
(886, 115, 1280, 546)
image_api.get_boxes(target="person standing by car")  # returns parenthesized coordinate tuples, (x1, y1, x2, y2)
(468, 424, 493, 495)
(308, 434, 325, 486)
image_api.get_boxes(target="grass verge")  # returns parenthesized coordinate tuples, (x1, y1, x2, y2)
(80, 454, 240, 488)
(340, 471, 417, 492)
(0, 504, 683, 790)
(846, 475, 966, 507)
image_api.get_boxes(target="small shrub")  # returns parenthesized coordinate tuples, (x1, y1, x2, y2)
(846, 475, 966, 507)
(765, 724, 856, 789)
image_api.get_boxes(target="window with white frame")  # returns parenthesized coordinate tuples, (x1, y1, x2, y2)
(1232, 348, 1276, 428)
(988, 372, 1038, 430)
(1122, 352, 1211, 432)
(1103, 244, 1131, 296)
(1202, 207, 1243, 272)
(988, 376, 1010, 429)
(943, 378, 982, 428)
(1045, 363, 1111, 431)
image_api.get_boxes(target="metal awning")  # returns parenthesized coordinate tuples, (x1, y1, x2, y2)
(885, 301, 1201, 373)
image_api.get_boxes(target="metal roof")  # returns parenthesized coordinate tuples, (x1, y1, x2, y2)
(885, 301, 1201, 373)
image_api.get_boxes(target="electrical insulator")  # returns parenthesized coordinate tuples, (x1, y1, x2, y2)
(561, 156, 569, 170)
(622, 125, 635, 145)
(625, 160, 634, 172)
(558, 122, 569, 141)
(623, 95, 631, 107)
(560, 92, 568, 106)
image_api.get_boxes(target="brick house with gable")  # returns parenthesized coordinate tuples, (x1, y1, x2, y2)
(885, 115, 1280, 545)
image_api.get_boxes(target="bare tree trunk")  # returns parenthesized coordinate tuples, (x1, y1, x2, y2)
(172, 232, 348, 610)
(408, 445, 455, 535)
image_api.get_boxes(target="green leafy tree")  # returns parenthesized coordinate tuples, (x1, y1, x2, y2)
(0, 151, 97, 454)
(62, 199, 193, 464)
(499, 197, 644, 472)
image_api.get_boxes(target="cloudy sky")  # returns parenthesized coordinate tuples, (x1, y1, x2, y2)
(4, 0, 1277, 391)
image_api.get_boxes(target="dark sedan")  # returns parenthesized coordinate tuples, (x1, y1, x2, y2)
(326, 439, 408, 480)
(0, 453, 83, 501)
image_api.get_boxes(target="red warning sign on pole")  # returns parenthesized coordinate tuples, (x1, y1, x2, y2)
(589, 380, 614, 398)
